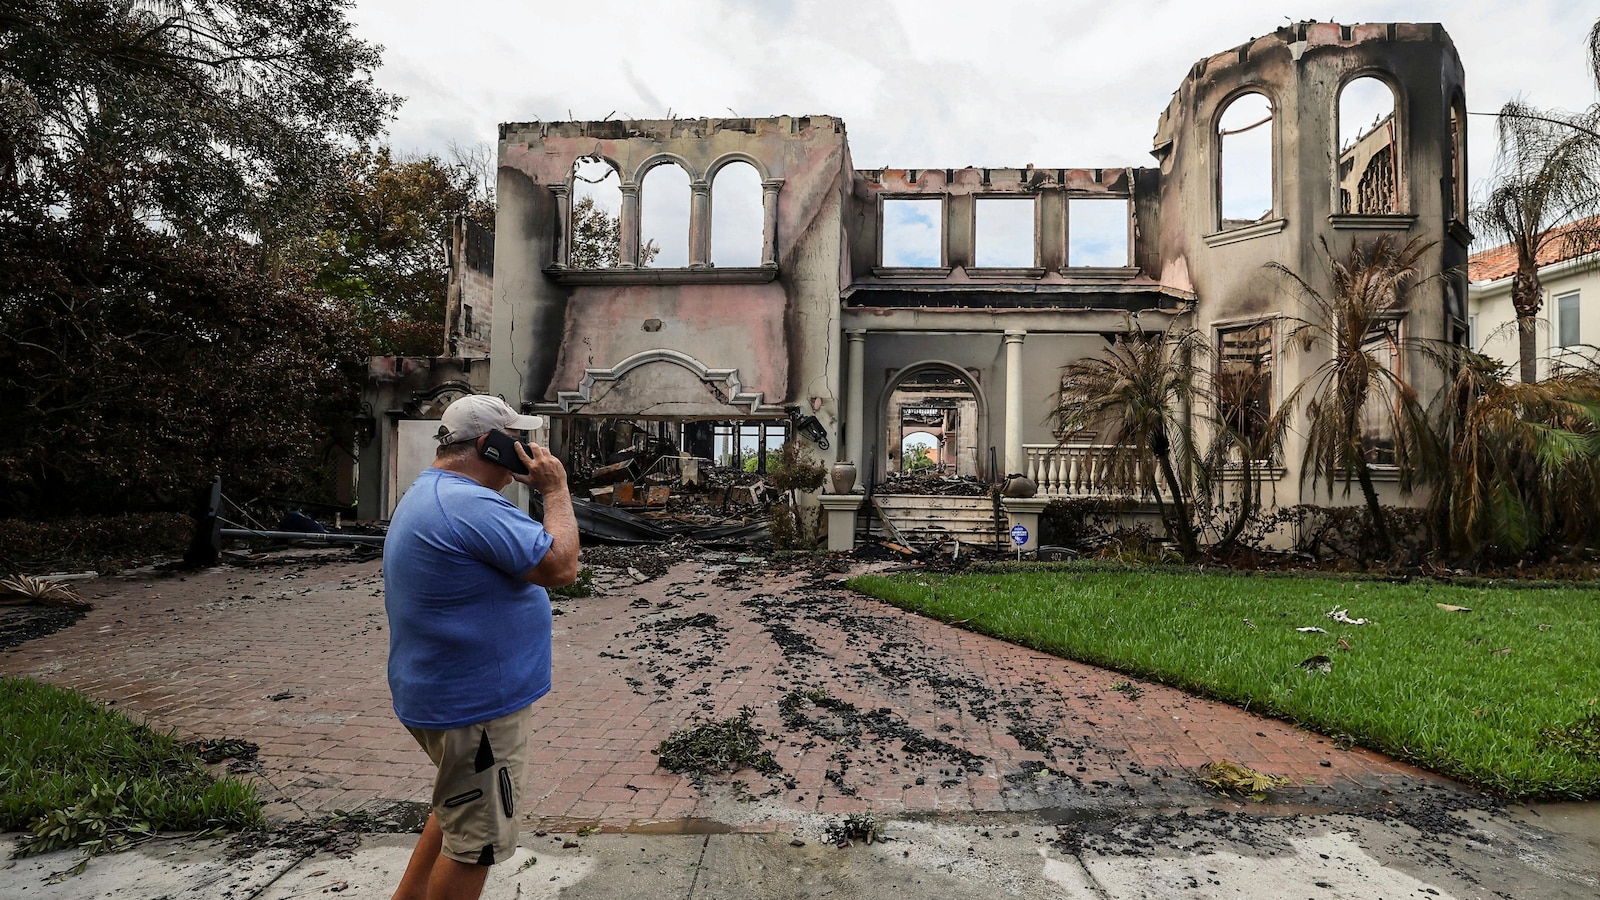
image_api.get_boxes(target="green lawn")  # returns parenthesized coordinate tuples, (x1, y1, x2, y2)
(0, 677, 263, 859)
(847, 564, 1600, 799)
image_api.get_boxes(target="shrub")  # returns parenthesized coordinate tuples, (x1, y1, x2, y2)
(0, 514, 191, 574)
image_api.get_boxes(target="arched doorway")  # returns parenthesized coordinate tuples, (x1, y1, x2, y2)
(877, 361, 988, 486)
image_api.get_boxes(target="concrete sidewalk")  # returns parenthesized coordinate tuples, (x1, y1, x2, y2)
(5, 799, 1599, 898)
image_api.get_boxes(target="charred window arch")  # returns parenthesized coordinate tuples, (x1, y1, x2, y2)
(1337, 74, 1404, 215)
(1216, 90, 1276, 231)
(710, 159, 763, 267)
(638, 159, 691, 267)
(568, 156, 624, 269)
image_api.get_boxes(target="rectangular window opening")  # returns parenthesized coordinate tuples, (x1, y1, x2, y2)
(974, 197, 1036, 268)
(1216, 322, 1274, 461)
(880, 198, 943, 268)
(1068, 199, 1130, 268)
(1360, 321, 1402, 466)
(1558, 291, 1581, 348)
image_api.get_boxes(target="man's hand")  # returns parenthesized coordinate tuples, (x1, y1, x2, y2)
(514, 439, 580, 587)
(512, 440, 568, 495)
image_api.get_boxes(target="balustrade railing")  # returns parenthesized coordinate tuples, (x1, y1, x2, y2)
(1023, 444, 1142, 498)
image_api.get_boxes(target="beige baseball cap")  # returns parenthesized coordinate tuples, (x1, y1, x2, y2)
(436, 394, 545, 444)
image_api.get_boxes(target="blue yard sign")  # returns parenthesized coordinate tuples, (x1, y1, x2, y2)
(1010, 524, 1029, 546)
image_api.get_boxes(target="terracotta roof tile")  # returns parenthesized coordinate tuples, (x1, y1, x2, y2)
(1469, 217, 1600, 282)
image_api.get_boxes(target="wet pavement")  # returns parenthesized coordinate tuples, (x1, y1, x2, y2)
(0, 549, 1434, 830)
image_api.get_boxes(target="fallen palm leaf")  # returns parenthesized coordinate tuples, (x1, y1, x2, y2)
(0, 575, 92, 611)
(1197, 760, 1289, 801)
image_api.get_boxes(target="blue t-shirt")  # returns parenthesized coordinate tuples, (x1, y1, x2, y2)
(383, 467, 555, 730)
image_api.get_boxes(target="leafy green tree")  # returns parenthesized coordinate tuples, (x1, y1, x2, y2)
(569, 194, 660, 269)
(1268, 236, 1441, 557)
(1053, 328, 1207, 560)
(301, 145, 493, 354)
(0, 0, 393, 516)
(902, 441, 936, 472)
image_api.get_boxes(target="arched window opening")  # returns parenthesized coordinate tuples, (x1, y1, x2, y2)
(974, 197, 1035, 267)
(1338, 77, 1401, 215)
(1218, 92, 1274, 230)
(639, 162, 689, 267)
(711, 161, 763, 267)
(570, 157, 622, 269)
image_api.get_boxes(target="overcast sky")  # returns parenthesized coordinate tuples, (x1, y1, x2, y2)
(347, 0, 1597, 202)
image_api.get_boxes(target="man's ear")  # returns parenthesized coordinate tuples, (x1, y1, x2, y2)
(475, 434, 488, 452)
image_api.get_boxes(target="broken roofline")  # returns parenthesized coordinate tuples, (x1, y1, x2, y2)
(861, 167, 1138, 193)
(496, 115, 844, 140)
(497, 116, 1141, 181)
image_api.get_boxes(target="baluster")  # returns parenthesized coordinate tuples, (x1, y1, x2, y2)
(1026, 448, 1039, 493)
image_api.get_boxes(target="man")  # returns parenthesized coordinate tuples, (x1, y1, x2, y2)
(383, 394, 579, 900)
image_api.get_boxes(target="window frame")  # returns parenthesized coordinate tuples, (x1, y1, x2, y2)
(1332, 72, 1410, 219)
(877, 194, 948, 271)
(1558, 290, 1582, 348)
(1215, 317, 1280, 465)
(1213, 88, 1279, 236)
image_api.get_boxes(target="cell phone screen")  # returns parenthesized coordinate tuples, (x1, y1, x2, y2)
(478, 430, 529, 475)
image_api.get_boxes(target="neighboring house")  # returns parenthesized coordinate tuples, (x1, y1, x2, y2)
(1467, 217, 1600, 381)
(479, 21, 1468, 549)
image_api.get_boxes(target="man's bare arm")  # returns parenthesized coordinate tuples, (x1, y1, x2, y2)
(512, 441, 580, 587)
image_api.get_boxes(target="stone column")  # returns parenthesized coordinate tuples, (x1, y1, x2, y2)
(761, 178, 784, 268)
(689, 179, 711, 268)
(550, 184, 571, 267)
(618, 183, 640, 268)
(1004, 330, 1026, 476)
(845, 329, 866, 471)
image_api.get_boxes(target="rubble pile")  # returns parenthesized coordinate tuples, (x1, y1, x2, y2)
(873, 471, 992, 496)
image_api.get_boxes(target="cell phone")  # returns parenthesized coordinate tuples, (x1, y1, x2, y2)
(478, 430, 530, 475)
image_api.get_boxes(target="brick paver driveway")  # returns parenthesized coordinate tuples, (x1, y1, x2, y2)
(0, 550, 1438, 831)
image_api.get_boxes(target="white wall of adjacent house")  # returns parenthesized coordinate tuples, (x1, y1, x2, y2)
(1468, 253, 1600, 381)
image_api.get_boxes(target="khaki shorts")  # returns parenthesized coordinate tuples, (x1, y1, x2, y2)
(407, 706, 530, 866)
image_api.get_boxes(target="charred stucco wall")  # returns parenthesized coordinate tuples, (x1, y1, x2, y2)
(357, 357, 492, 520)
(1153, 22, 1468, 509)
(480, 21, 1469, 541)
(445, 215, 493, 359)
(492, 117, 848, 441)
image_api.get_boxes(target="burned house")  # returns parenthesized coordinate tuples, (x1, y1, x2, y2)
(474, 21, 1468, 549)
